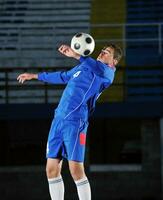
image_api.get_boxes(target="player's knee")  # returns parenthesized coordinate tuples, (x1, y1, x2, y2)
(46, 164, 60, 178)
(69, 164, 85, 181)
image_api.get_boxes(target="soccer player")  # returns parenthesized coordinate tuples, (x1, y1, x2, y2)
(17, 43, 122, 200)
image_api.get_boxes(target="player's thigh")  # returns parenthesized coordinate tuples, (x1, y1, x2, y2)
(46, 158, 63, 177)
(63, 119, 88, 162)
(68, 160, 85, 180)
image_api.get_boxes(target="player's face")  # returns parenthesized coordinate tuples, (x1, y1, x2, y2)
(97, 47, 117, 66)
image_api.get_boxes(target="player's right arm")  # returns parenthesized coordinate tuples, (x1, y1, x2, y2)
(17, 65, 79, 84)
(17, 45, 81, 84)
(37, 68, 78, 84)
(17, 73, 38, 84)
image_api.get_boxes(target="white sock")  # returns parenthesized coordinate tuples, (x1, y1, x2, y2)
(75, 177, 91, 200)
(48, 175, 64, 200)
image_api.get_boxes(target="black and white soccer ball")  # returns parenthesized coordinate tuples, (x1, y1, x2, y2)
(71, 32, 95, 57)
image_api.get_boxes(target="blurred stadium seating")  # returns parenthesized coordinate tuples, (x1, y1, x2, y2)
(0, 0, 90, 67)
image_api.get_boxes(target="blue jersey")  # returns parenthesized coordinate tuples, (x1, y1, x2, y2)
(38, 56, 116, 121)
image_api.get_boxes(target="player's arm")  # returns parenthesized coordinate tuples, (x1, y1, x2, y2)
(17, 65, 79, 84)
(17, 71, 72, 84)
(17, 45, 81, 84)
(17, 73, 38, 84)
(37, 69, 77, 84)
(58, 45, 80, 60)
(58, 44, 91, 65)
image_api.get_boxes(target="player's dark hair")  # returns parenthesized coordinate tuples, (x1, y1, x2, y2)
(106, 43, 123, 63)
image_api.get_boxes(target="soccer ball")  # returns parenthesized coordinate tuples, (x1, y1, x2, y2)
(71, 32, 95, 57)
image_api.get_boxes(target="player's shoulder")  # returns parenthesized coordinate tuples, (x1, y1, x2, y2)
(80, 56, 96, 64)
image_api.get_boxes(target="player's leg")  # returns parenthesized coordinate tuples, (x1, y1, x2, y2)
(46, 158, 64, 200)
(62, 119, 91, 199)
(69, 160, 91, 200)
(46, 158, 62, 178)
(46, 118, 65, 200)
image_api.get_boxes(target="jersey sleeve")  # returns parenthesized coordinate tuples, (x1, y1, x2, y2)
(38, 65, 79, 84)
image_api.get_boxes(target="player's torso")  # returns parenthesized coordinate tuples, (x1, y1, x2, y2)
(55, 59, 115, 120)
(56, 67, 100, 119)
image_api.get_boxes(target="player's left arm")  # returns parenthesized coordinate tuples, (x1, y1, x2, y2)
(58, 44, 96, 65)
(58, 45, 80, 60)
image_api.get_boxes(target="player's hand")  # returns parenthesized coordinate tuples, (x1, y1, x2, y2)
(58, 45, 80, 60)
(17, 73, 38, 84)
(58, 45, 75, 57)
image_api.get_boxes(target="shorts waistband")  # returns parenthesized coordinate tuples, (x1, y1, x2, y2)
(54, 113, 88, 122)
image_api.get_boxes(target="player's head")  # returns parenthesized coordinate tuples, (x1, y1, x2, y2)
(97, 43, 123, 67)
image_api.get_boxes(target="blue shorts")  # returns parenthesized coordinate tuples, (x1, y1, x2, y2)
(46, 117, 89, 162)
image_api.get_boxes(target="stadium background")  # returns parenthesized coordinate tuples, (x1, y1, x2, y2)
(0, 0, 163, 199)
